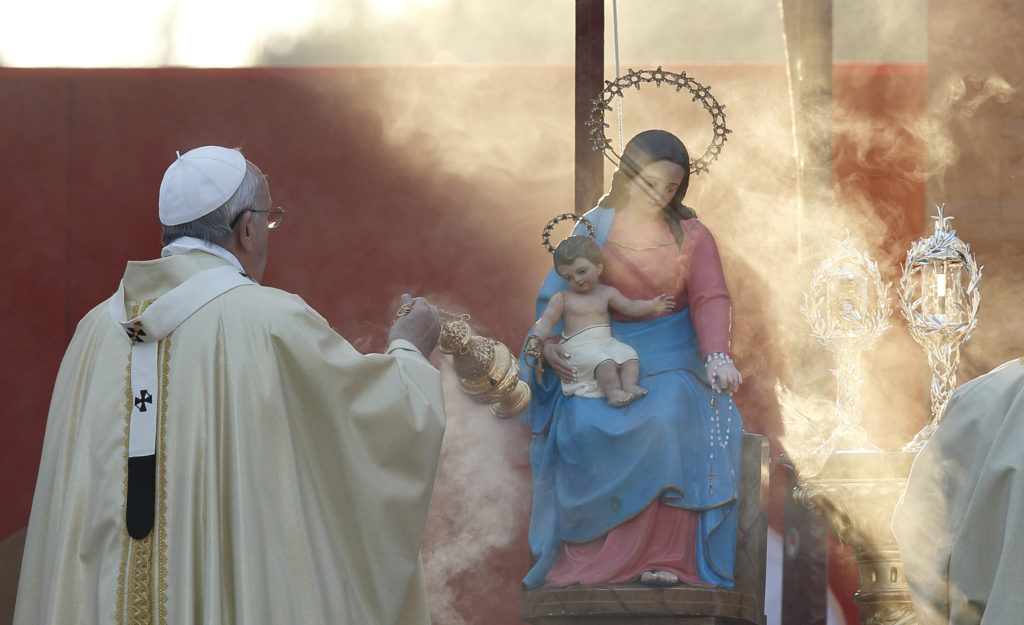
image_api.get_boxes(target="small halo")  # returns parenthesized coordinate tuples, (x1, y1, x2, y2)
(541, 213, 597, 254)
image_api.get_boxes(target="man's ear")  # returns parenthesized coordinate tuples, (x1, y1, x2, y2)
(234, 211, 256, 253)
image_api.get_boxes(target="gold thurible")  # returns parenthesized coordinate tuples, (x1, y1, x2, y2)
(441, 320, 530, 418)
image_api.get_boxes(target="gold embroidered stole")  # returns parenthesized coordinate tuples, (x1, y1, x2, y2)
(116, 302, 171, 625)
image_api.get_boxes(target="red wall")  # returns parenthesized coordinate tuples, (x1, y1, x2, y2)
(0, 63, 925, 624)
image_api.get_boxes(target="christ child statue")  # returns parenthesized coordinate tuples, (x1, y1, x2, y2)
(527, 235, 675, 407)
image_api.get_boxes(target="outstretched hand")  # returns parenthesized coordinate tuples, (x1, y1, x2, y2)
(388, 294, 442, 357)
(652, 294, 676, 314)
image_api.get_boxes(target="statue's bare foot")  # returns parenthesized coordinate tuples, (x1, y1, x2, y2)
(638, 569, 680, 586)
(606, 390, 634, 407)
(624, 385, 648, 398)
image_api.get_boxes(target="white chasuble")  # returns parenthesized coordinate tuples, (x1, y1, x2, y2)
(15, 251, 447, 625)
(894, 358, 1024, 625)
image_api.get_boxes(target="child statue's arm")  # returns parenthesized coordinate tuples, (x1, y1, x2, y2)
(525, 292, 577, 383)
(531, 291, 566, 342)
(607, 289, 676, 318)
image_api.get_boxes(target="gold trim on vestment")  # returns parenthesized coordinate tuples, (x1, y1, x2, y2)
(116, 300, 169, 625)
(157, 336, 170, 625)
(128, 535, 154, 625)
(116, 334, 134, 624)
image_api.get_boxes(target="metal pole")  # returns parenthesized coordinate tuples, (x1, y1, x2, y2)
(575, 0, 604, 215)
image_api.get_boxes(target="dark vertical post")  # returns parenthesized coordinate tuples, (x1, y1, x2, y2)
(575, 0, 604, 215)
(780, 1, 833, 622)
(782, 465, 830, 625)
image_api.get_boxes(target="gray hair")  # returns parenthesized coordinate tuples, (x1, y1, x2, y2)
(161, 159, 267, 247)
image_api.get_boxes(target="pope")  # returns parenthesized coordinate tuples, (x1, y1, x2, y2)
(14, 146, 447, 625)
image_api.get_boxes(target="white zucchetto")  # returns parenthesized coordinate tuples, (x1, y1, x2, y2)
(158, 146, 246, 226)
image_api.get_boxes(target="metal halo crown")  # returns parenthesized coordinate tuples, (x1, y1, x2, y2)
(541, 213, 597, 254)
(586, 66, 731, 175)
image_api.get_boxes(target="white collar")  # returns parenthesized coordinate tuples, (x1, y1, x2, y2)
(109, 264, 253, 456)
(161, 236, 244, 273)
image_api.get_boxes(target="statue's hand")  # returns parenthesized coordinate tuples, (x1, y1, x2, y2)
(708, 361, 743, 394)
(543, 341, 577, 384)
(653, 294, 676, 314)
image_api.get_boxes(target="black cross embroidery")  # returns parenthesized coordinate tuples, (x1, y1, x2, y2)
(134, 389, 153, 412)
(126, 323, 146, 343)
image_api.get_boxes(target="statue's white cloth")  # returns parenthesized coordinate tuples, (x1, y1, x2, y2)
(559, 324, 638, 398)
(893, 357, 1024, 625)
(14, 250, 446, 625)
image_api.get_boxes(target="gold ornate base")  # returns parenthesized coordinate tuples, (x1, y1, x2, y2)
(853, 549, 917, 625)
(786, 451, 919, 625)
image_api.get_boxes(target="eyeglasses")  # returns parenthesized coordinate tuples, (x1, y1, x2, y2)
(231, 207, 285, 229)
